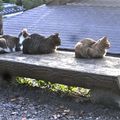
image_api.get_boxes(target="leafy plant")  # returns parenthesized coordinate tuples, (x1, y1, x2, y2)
(22, 0, 45, 10)
(0, 0, 3, 11)
(16, 77, 90, 97)
(9, 0, 16, 4)
(3, 0, 9, 2)
(2, 0, 46, 10)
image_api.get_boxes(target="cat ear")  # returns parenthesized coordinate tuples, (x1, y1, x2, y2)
(54, 33, 59, 37)
(102, 36, 107, 40)
(22, 28, 28, 33)
(98, 36, 108, 42)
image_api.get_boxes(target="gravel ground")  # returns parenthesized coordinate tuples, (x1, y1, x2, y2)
(0, 83, 120, 120)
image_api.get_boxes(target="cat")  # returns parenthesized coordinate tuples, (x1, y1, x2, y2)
(0, 35, 20, 54)
(23, 33, 61, 54)
(75, 38, 96, 58)
(75, 36, 110, 58)
(18, 29, 61, 54)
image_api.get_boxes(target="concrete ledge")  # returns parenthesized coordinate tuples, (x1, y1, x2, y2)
(0, 51, 119, 91)
(0, 51, 120, 107)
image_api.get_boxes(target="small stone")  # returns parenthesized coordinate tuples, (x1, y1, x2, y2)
(27, 114, 31, 119)
(117, 116, 119, 119)
(15, 105, 21, 109)
(64, 109, 70, 113)
(34, 111, 38, 115)
(62, 112, 67, 115)
(52, 114, 61, 119)
(10, 98, 16, 102)
(11, 111, 18, 115)
(23, 111, 27, 114)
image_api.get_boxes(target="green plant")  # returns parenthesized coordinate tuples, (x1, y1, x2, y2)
(3, 0, 10, 2)
(0, 0, 3, 11)
(16, 77, 90, 97)
(9, 0, 16, 4)
(22, 0, 45, 10)
(16, 0, 22, 6)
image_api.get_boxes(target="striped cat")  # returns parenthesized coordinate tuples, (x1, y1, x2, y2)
(18, 29, 61, 54)
(75, 36, 110, 58)
(0, 35, 20, 54)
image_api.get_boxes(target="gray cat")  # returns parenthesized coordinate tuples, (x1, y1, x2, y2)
(0, 35, 20, 54)
(19, 29, 61, 54)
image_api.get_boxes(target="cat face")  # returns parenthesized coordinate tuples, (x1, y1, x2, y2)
(100, 36, 110, 49)
(49, 33, 61, 46)
(18, 28, 29, 45)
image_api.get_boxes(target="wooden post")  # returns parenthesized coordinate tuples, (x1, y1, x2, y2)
(0, 0, 3, 35)
(0, 14, 3, 35)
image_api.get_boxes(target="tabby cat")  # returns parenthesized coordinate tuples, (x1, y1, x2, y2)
(0, 35, 20, 54)
(75, 36, 110, 58)
(23, 33, 61, 54)
(19, 29, 61, 54)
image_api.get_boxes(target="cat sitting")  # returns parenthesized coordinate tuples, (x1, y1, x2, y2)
(75, 36, 110, 58)
(19, 29, 61, 54)
(0, 35, 20, 54)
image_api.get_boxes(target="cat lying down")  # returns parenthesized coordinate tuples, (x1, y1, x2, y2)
(0, 35, 20, 54)
(19, 29, 61, 54)
(75, 36, 110, 58)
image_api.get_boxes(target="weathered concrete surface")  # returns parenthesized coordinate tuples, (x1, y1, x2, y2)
(0, 51, 120, 91)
